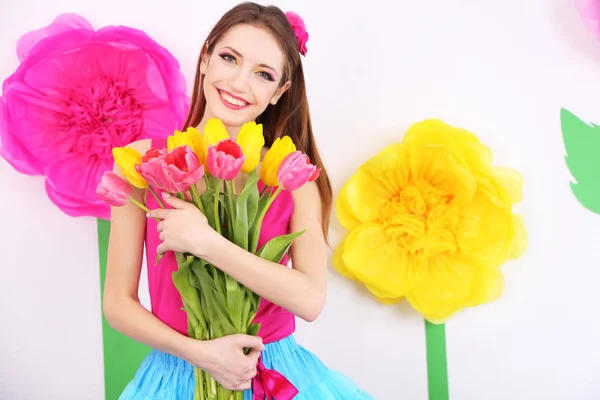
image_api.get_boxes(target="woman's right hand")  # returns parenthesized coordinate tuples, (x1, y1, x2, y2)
(184, 334, 264, 391)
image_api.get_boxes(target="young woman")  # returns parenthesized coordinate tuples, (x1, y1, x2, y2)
(104, 2, 375, 399)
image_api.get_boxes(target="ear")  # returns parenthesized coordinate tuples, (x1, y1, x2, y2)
(200, 52, 209, 75)
(270, 80, 292, 105)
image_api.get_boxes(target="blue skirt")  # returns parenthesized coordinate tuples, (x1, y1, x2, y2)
(119, 335, 375, 399)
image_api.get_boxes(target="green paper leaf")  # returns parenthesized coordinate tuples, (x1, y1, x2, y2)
(257, 230, 306, 263)
(561, 108, 600, 213)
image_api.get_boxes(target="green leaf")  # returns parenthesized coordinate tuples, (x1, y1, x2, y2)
(171, 266, 205, 329)
(257, 230, 306, 263)
(561, 108, 600, 213)
(201, 189, 217, 229)
(247, 322, 260, 337)
(190, 261, 237, 337)
(233, 171, 260, 250)
(249, 189, 275, 252)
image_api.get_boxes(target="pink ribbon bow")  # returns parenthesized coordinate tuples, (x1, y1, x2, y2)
(252, 358, 299, 400)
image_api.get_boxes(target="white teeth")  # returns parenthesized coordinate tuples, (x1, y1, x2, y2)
(220, 91, 247, 107)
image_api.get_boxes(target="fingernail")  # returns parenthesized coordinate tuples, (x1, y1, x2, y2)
(146, 212, 150, 218)
(162, 192, 170, 198)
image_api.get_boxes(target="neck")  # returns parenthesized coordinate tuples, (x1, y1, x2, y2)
(196, 114, 243, 140)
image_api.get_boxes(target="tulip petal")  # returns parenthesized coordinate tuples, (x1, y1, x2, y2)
(112, 147, 147, 188)
(202, 118, 229, 162)
(237, 121, 264, 173)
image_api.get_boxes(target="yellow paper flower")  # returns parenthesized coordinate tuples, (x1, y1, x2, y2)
(168, 126, 205, 164)
(237, 121, 265, 173)
(260, 136, 296, 186)
(202, 118, 230, 162)
(333, 119, 527, 323)
(112, 147, 147, 189)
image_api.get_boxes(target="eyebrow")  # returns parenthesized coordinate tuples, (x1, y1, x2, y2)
(221, 46, 278, 77)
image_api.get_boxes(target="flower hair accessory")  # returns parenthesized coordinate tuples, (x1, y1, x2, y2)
(285, 11, 309, 56)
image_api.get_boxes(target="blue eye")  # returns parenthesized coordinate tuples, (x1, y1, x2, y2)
(258, 71, 274, 82)
(219, 53, 237, 64)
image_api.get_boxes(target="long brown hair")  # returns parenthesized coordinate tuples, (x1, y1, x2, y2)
(183, 2, 333, 241)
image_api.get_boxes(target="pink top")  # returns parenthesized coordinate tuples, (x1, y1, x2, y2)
(144, 137, 296, 344)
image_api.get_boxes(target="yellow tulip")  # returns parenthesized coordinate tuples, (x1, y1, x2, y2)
(168, 126, 205, 164)
(237, 121, 265, 173)
(333, 119, 528, 324)
(202, 118, 230, 162)
(260, 136, 296, 186)
(112, 147, 147, 189)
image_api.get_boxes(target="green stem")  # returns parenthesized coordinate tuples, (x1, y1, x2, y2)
(250, 186, 282, 250)
(148, 186, 165, 208)
(131, 198, 149, 213)
(190, 184, 205, 214)
(259, 185, 270, 197)
(214, 179, 222, 235)
(131, 198, 160, 223)
(226, 181, 236, 224)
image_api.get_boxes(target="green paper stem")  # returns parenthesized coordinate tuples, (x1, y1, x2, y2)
(425, 320, 449, 400)
(97, 218, 151, 399)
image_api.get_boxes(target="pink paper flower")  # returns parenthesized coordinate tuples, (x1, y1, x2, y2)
(575, 0, 600, 40)
(276, 150, 320, 191)
(96, 171, 132, 206)
(206, 139, 245, 181)
(137, 146, 204, 194)
(285, 11, 309, 56)
(0, 13, 190, 219)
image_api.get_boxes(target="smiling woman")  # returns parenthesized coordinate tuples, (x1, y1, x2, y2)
(102, 1, 375, 399)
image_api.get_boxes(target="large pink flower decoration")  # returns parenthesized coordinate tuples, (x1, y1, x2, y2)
(575, 0, 600, 40)
(285, 12, 309, 56)
(0, 13, 190, 219)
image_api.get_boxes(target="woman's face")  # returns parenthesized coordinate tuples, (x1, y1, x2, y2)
(200, 23, 291, 130)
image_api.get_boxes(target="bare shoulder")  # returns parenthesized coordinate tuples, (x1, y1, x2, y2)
(128, 138, 152, 153)
(291, 181, 323, 223)
(112, 138, 152, 178)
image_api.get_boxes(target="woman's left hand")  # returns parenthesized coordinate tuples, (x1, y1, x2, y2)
(147, 192, 218, 257)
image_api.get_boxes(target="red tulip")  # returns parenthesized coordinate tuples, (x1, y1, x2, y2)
(136, 146, 204, 193)
(276, 151, 320, 191)
(96, 171, 132, 206)
(206, 139, 245, 181)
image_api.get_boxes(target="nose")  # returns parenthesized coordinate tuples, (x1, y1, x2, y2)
(229, 68, 251, 93)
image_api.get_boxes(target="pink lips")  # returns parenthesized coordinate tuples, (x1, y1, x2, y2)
(218, 89, 251, 111)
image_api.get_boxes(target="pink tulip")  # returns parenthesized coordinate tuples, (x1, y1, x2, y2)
(206, 139, 245, 181)
(276, 151, 320, 191)
(136, 146, 204, 193)
(96, 171, 132, 206)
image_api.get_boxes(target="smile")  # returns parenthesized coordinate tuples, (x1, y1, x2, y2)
(218, 89, 251, 110)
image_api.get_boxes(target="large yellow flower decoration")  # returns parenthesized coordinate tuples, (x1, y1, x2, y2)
(333, 119, 528, 324)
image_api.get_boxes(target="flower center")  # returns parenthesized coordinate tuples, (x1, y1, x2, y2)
(380, 180, 460, 260)
(66, 78, 143, 160)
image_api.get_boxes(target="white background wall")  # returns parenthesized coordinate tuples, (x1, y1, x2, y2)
(2, 0, 600, 399)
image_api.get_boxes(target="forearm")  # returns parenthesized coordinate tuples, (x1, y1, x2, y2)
(201, 236, 326, 322)
(103, 295, 199, 363)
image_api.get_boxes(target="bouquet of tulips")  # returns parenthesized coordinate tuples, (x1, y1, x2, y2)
(96, 118, 319, 400)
